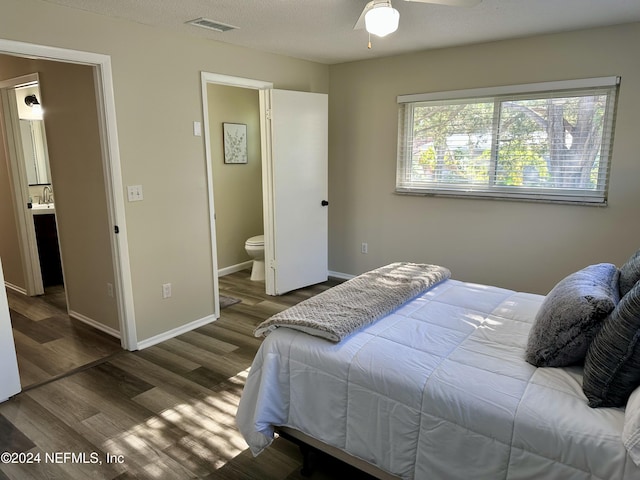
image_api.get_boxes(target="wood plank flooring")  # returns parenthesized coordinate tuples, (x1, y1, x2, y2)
(0, 271, 376, 479)
(7, 285, 123, 390)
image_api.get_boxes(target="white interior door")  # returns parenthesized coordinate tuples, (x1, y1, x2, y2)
(261, 89, 328, 295)
(0, 259, 22, 402)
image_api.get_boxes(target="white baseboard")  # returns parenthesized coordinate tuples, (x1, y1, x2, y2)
(328, 270, 355, 281)
(4, 282, 27, 295)
(68, 310, 121, 339)
(136, 313, 219, 351)
(218, 261, 252, 277)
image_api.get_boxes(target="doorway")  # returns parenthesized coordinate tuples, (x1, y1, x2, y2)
(1, 75, 63, 297)
(0, 70, 120, 389)
(201, 73, 273, 318)
(201, 72, 329, 304)
(206, 83, 264, 283)
(0, 38, 137, 393)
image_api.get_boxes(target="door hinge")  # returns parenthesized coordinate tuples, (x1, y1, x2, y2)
(114, 225, 119, 234)
(265, 108, 272, 120)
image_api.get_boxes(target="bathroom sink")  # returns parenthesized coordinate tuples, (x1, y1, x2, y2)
(31, 203, 55, 215)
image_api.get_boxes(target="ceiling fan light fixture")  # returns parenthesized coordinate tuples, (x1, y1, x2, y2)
(365, 1, 400, 38)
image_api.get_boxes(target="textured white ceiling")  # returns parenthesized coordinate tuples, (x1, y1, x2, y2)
(41, 0, 640, 64)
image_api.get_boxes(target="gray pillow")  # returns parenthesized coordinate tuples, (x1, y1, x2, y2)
(583, 281, 640, 408)
(525, 263, 620, 367)
(620, 249, 640, 297)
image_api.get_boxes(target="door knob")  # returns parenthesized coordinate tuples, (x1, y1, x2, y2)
(321, 200, 329, 206)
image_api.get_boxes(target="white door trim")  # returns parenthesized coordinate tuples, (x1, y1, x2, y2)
(200, 72, 274, 305)
(0, 73, 44, 296)
(0, 38, 137, 350)
(259, 90, 276, 295)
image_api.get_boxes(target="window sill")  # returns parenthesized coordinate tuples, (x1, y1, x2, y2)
(394, 188, 608, 207)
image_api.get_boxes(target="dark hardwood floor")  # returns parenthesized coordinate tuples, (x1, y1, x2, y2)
(7, 285, 123, 390)
(0, 271, 374, 479)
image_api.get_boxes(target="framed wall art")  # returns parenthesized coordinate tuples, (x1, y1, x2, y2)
(223, 122, 248, 164)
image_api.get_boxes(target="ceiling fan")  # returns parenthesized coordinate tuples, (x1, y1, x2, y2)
(355, 0, 482, 40)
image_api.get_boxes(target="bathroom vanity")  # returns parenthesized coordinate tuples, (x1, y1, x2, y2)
(32, 208, 63, 287)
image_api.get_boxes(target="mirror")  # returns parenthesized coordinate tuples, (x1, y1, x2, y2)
(19, 118, 51, 185)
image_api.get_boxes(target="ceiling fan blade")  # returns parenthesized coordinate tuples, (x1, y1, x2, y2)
(403, 0, 482, 7)
(354, 0, 375, 30)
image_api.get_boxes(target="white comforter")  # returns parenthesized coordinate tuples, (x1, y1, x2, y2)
(236, 279, 640, 479)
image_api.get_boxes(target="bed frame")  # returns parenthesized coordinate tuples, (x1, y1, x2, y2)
(276, 426, 401, 479)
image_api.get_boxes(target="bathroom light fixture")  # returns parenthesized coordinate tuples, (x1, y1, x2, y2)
(365, 1, 400, 38)
(23, 93, 43, 118)
(24, 94, 40, 107)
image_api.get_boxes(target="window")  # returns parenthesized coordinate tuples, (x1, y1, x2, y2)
(396, 77, 619, 204)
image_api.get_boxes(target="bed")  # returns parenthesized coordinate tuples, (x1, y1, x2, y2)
(236, 261, 640, 479)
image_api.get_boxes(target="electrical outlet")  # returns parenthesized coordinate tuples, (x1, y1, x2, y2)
(107, 283, 114, 298)
(162, 283, 172, 299)
(361, 242, 368, 254)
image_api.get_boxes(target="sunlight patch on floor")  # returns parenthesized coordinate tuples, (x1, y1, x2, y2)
(98, 367, 253, 477)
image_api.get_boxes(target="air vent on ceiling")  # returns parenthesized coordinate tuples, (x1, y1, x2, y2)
(186, 17, 238, 33)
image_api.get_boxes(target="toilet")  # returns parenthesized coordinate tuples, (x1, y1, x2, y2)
(245, 235, 265, 281)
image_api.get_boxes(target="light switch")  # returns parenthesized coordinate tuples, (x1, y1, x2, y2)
(127, 185, 143, 202)
(193, 121, 202, 137)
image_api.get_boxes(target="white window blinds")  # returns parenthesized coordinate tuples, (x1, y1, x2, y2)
(396, 77, 620, 204)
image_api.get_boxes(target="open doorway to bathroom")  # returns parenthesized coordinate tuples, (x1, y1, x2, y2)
(202, 72, 328, 300)
(0, 57, 120, 390)
(10, 77, 64, 296)
(206, 83, 265, 284)
(21, 94, 64, 296)
(0, 43, 134, 390)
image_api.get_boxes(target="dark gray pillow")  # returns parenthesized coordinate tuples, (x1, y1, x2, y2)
(583, 281, 640, 408)
(620, 249, 640, 297)
(525, 263, 619, 367)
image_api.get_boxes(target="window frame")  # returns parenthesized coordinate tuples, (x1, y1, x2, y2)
(396, 77, 620, 205)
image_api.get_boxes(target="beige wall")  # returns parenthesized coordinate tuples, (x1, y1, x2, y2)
(0, 0, 329, 341)
(207, 84, 263, 270)
(328, 23, 640, 294)
(6, 0, 634, 346)
(0, 54, 118, 330)
(39, 59, 119, 330)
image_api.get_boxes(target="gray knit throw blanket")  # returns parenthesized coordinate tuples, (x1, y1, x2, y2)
(254, 262, 451, 342)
